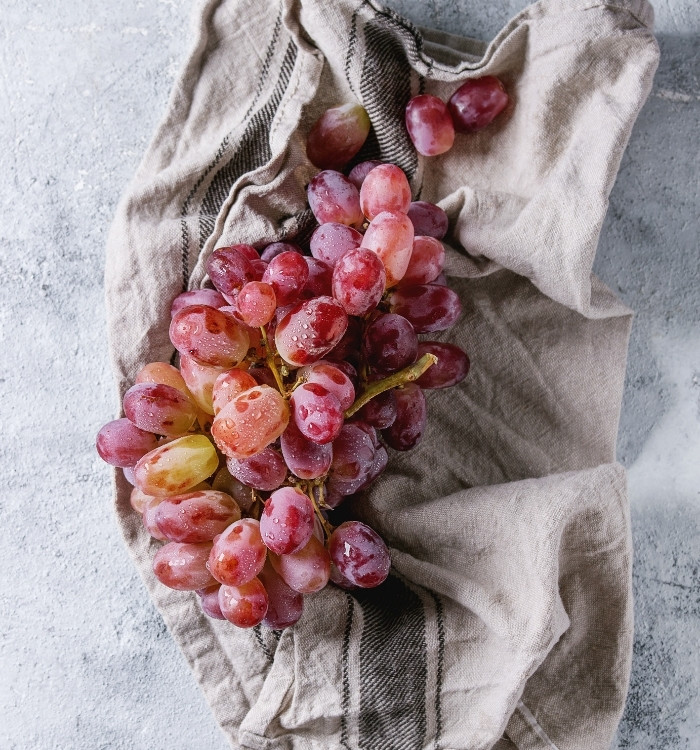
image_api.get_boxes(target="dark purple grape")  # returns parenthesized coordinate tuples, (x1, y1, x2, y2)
(448, 76, 509, 132)
(227, 446, 288, 492)
(362, 313, 418, 373)
(329, 521, 390, 588)
(382, 383, 426, 451)
(388, 285, 462, 333)
(280, 419, 333, 480)
(310, 223, 363, 267)
(406, 201, 448, 239)
(415, 342, 470, 389)
(300, 257, 333, 299)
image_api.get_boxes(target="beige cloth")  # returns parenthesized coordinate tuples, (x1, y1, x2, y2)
(105, 0, 659, 748)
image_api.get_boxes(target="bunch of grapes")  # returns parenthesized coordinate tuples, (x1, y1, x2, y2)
(97, 98, 474, 631)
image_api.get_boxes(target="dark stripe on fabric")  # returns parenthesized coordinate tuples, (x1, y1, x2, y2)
(340, 593, 355, 750)
(430, 591, 445, 750)
(356, 574, 427, 750)
(344, 0, 369, 98)
(252, 624, 275, 663)
(197, 39, 298, 250)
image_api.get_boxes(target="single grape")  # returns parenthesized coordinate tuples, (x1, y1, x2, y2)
(291, 382, 344, 445)
(236, 281, 276, 327)
(153, 542, 216, 590)
(211, 465, 256, 512)
(170, 304, 250, 368)
(362, 313, 418, 373)
(211, 385, 290, 460)
(332, 247, 386, 317)
(415, 341, 470, 389)
(357, 389, 397, 429)
(262, 251, 309, 306)
(275, 296, 348, 367)
(227, 446, 288, 492)
(306, 103, 371, 170)
(329, 423, 376, 491)
(361, 210, 414, 288)
(123, 383, 197, 436)
(211, 368, 258, 415)
(96, 418, 159, 468)
(198, 584, 226, 620)
(329, 521, 390, 588)
(401, 235, 445, 286)
(387, 284, 462, 333)
(307, 170, 363, 227)
(260, 486, 315, 555)
(299, 360, 355, 410)
(205, 246, 257, 300)
(133, 434, 219, 497)
(279, 419, 333, 480)
(208, 518, 267, 586)
(359, 164, 411, 220)
(448, 76, 509, 132)
(310, 223, 363, 268)
(154, 490, 241, 543)
(269, 535, 331, 594)
(347, 160, 383, 190)
(406, 201, 449, 240)
(300, 257, 334, 299)
(330, 561, 357, 590)
(259, 562, 304, 629)
(170, 289, 227, 317)
(260, 241, 302, 263)
(405, 94, 455, 156)
(218, 578, 269, 628)
(179, 355, 227, 415)
(382, 383, 426, 451)
(231, 244, 260, 261)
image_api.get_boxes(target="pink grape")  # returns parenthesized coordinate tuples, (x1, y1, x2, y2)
(448, 76, 509, 132)
(218, 578, 268, 628)
(299, 361, 355, 410)
(211, 369, 258, 415)
(133, 434, 219, 497)
(227, 446, 288, 491)
(142, 496, 167, 541)
(329, 423, 376, 491)
(301, 257, 333, 299)
(405, 94, 455, 156)
(361, 210, 414, 288)
(401, 236, 445, 286)
(259, 562, 304, 629)
(359, 164, 411, 220)
(211, 385, 289, 460)
(406, 201, 448, 240)
(170, 288, 227, 317)
(123, 383, 197, 436)
(206, 246, 257, 300)
(261, 241, 302, 263)
(291, 382, 344, 445)
(275, 296, 348, 367)
(154, 490, 241, 543)
(357, 389, 397, 429)
(347, 160, 383, 190)
(236, 281, 276, 327)
(170, 304, 250, 368)
(231, 244, 260, 262)
(388, 284, 462, 333)
(208, 518, 266, 586)
(269, 535, 331, 594)
(307, 170, 363, 227)
(135, 361, 192, 400)
(260, 486, 315, 555)
(153, 542, 216, 590)
(329, 521, 390, 588)
(279, 419, 333, 479)
(362, 313, 417, 373)
(332, 247, 386, 316)
(179, 355, 227, 415)
(310, 223, 363, 267)
(262, 251, 309, 306)
(382, 383, 426, 451)
(306, 103, 371, 170)
(415, 341, 470, 389)
(96, 418, 158, 468)
(198, 584, 226, 620)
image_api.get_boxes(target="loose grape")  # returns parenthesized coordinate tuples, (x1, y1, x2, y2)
(275, 296, 348, 367)
(154, 490, 241, 543)
(448, 76, 509, 132)
(170, 289, 227, 317)
(260, 486, 315, 555)
(123, 383, 197, 436)
(269, 535, 331, 594)
(387, 284, 462, 333)
(359, 164, 411, 220)
(96, 418, 158, 468)
(329, 521, 390, 588)
(401, 235, 445, 286)
(170, 304, 250, 368)
(153, 542, 216, 591)
(405, 94, 455, 156)
(415, 342, 470, 389)
(310, 223, 363, 268)
(262, 251, 309, 306)
(259, 562, 304, 629)
(208, 518, 267, 586)
(406, 201, 449, 240)
(362, 313, 418, 373)
(133, 434, 219, 497)
(307, 170, 363, 227)
(332, 248, 386, 317)
(211, 385, 289, 460)
(279, 419, 333, 480)
(361, 210, 414, 288)
(306, 103, 371, 170)
(382, 383, 426, 451)
(218, 578, 268, 628)
(227, 446, 288, 492)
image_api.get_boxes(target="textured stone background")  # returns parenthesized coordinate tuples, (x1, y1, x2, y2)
(0, 1, 697, 748)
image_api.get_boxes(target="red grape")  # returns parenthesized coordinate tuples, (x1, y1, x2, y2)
(218, 578, 268, 628)
(300, 257, 334, 299)
(359, 164, 411, 220)
(415, 341, 470, 389)
(361, 210, 414, 288)
(306, 103, 371, 170)
(362, 313, 418, 373)
(260, 486, 315, 556)
(279, 419, 332, 480)
(208, 518, 266, 586)
(405, 94, 455, 156)
(205, 246, 257, 300)
(236, 281, 276, 327)
(356, 389, 397, 429)
(170, 289, 227, 317)
(448, 76, 509, 132)
(262, 251, 309, 306)
(123, 383, 197, 436)
(170, 304, 250, 368)
(154, 490, 241, 543)
(260, 241, 302, 263)
(227, 446, 288, 492)
(211, 369, 258, 415)
(401, 235, 445, 286)
(307, 170, 363, 227)
(96, 418, 158, 468)
(299, 361, 355, 410)
(388, 284, 462, 333)
(275, 296, 348, 367)
(310, 222, 363, 268)
(291, 382, 344, 444)
(153, 542, 216, 590)
(198, 584, 226, 620)
(269, 535, 331, 594)
(329, 521, 390, 588)
(332, 247, 386, 316)
(259, 562, 304, 629)
(347, 160, 383, 190)
(178, 355, 227, 415)
(406, 201, 449, 240)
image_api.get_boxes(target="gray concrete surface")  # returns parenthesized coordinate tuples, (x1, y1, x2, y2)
(0, 1, 697, 749)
